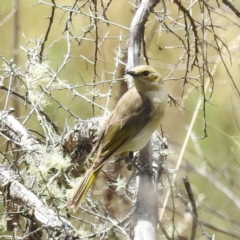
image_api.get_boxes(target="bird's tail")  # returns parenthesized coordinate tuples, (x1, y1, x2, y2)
(67, 167, 102, 212)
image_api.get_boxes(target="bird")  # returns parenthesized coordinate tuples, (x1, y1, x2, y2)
(67, 65, 167, 212)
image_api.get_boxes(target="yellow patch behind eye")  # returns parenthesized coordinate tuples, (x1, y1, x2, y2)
(146, 74, 159, 82)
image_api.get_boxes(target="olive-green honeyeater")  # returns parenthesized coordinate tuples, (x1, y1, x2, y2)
(67, 65, 167, 212)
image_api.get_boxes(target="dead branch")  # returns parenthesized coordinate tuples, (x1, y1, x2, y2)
(0, 165, 77, 239)
(126, 1, 162, 239)
(0, 109, 43, 166)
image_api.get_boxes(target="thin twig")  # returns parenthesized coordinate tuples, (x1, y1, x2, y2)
(183, 176, 198, 240)
(39, 0, 56, 62)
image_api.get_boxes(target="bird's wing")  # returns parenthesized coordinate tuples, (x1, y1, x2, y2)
(93, 88, 152, 170)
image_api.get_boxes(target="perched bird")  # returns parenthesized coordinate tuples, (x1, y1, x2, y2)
(67, 65, 167, 212)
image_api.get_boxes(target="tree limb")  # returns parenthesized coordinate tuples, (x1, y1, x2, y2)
(126, 1, 161, 239)
(0, 166, 77, 238)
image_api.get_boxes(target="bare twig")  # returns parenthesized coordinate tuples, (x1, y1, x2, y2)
(222, 0, 240, 18)
(183, 176, 198, 240)
(39, 0, 56, 62)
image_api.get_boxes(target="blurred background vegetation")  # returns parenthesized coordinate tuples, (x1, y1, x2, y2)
(1, 0, 240, 239)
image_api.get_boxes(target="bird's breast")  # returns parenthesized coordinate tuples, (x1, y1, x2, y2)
(120, 88, 167, 152)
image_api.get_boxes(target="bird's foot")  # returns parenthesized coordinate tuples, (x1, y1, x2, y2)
(115, 152, 136, 170)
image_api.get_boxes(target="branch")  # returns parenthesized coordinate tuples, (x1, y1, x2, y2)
(126, 0, 160, 85)
(222, 0, 240, 18)
(183, 176, 198, 240)
(0, 166, 76, 238)
(134, 141, 158, 239)
(0, 85, 60, 134)
(126, 1, 161, 239)
(39, 0, 56, 62)
(0, 109, 43, 165)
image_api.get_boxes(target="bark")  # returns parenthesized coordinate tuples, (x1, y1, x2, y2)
(126, 0, 161, 239)
(0, 109, 43, 165)
(0, 166, 75, 238)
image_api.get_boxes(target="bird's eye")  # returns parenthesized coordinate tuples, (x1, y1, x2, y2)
(142, 71, 150, 76)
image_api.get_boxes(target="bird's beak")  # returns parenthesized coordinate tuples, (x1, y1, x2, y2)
(126, 70, 137, 77)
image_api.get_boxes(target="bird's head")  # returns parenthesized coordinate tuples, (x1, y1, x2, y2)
(126, 65, 163, 91)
